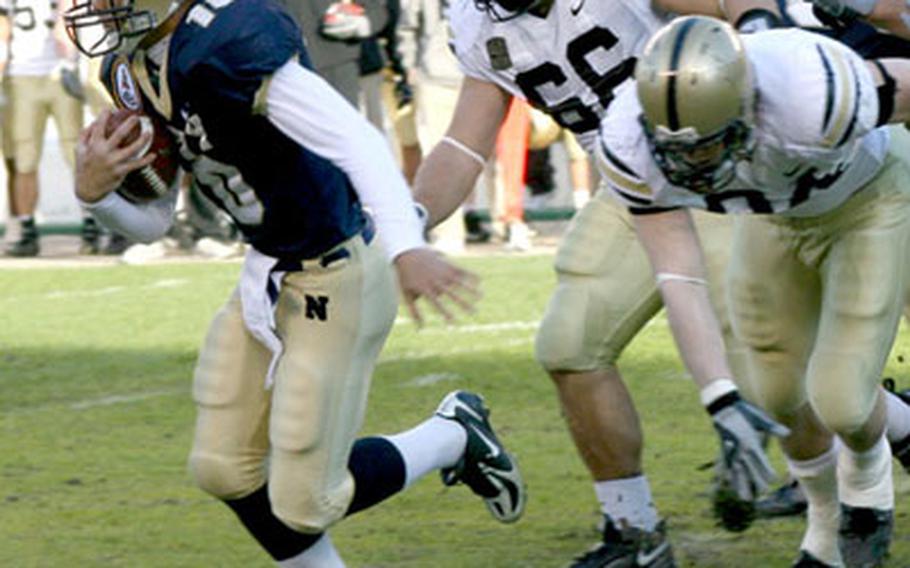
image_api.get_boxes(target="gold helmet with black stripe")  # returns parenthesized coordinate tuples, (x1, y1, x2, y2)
(635, 16, 755, 192)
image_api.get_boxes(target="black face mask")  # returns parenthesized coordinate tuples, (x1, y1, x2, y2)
(495, 0, 532, 11)
(474, 0, 538, 22)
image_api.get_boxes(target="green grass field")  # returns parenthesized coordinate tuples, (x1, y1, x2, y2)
(1, 255, 908, 567)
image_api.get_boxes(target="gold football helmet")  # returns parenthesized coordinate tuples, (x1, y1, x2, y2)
(635, 16, 755, 192)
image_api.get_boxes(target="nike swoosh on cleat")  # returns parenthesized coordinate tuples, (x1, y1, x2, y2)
(636, 541, 670, 566)
(456, 401, 487, 423)
(471, 424, 502, 459)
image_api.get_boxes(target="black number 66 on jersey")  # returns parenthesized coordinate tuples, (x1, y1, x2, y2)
(514, 26, 635, 134)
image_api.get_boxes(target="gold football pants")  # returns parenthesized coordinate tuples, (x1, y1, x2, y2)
(188, 234, 397, 534)
(728, 129, 910, 434)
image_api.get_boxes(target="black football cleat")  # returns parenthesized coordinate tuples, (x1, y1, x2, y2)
(79, 217, 101, 255)
(435, 390, 526, 523)
(838, 504, 893, 568)
(568, 515, 675, 568)
(5, 218, 39, 257)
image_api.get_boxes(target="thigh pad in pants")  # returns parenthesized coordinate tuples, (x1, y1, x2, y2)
(268, 238, 397, 533)
(535, 193, 662, 371)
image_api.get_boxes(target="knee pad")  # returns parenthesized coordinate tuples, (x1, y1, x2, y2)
(535, 273, 661, 372)
(188, 450, 264, 501)
(270, 472, 354, 534)
(807, 352, 879, 435)
(535, 278, 601, 372)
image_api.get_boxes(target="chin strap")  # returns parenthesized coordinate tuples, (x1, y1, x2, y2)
(871, 60, 896, 126)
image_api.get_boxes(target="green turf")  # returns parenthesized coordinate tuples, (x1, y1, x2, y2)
(1, 256, 908, 567)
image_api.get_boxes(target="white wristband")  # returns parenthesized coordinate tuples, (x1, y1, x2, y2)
(441, 135, 486, 168)
(700, 378, 739, 407)
(0, 43, 9, 64)
(655, 272, 707, 287)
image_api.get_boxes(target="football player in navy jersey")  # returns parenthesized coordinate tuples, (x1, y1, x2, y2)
(63, 0, 526, 565)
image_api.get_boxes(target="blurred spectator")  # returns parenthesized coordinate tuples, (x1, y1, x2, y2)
(1, 0, 84, 257)
(358, 0, 421, 183)
(526, 107, 592, 211)
(278, 0, 389, 105)
(398, 0, 469, 253)
(0, 10, 13, 249)
(495, 98, 531, 251)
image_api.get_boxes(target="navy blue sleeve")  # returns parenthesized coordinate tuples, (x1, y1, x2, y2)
(176, 0, 306, 111)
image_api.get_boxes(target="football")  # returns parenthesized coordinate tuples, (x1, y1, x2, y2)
(104, 108, 180, 203)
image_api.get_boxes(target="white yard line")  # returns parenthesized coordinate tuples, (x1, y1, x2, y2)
(379, 337, 534, 363)
(392, 320, 539, 333)
(404, 372, 463, 387)
(69, 389, 184, 410)
(5, 387, 184, 415)
(1, 278, 190, 302)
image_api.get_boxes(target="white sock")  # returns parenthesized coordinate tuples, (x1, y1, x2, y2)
(383, 416, 467, 487)
(838, 435, 893, 510)
(278, 534, 345, 568)
(788, 444, 842, 566)
(884, 389, 910, 443)
(594, 475, 660, 531)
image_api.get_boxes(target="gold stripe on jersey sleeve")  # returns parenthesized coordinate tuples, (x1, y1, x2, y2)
(595, 140, 653, 200)
(252, 75, 274, 116)
(822, 47, 856, 148)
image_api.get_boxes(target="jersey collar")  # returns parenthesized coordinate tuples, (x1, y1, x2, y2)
(130, 0, 195, 120)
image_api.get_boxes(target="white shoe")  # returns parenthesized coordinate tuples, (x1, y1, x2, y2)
(194, 237, 244, 259)
(433, 237, 465, 255)
(506, 221, 532, 252)
(3, 217, 21, 245)
(120, 241, 168, 265)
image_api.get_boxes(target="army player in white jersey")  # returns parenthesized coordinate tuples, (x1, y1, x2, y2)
(1, 0, 85, 256)
(596, 16, 910, 566)
(410, 0, 794, 564)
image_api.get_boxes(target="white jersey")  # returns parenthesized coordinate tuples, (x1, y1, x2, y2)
(0, 0, 63, 76)
(597, 29, 888, 218)
(449, 0, 667, 153)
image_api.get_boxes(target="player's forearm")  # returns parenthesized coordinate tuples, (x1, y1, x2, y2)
(412, 143, 485, 228)
(653, 0, 724, 18)
(80, 190, 176, 243)
(632, 209, 733, 389)
(866, 0, 910, 39)
(654, 0, 780, 24)
(660, 281, 734, 388)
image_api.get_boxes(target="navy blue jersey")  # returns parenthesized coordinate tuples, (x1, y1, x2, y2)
(105, 0, 367, 260)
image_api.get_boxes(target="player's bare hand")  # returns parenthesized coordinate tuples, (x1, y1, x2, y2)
(75, 109, 155, 203)
(394, 247, 481, 326)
